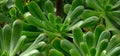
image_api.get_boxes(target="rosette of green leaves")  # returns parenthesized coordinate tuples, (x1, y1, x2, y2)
(50, 25, 120, 56)
(81, 0, 120, 33)
(20, 0, 100, 55)
(22, 0, 100, 38)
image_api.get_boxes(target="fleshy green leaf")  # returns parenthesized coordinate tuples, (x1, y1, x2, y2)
(45, 0, 54, 14)
(71, 0, 83, 11)
(2, 24, 11, 51)
(49, 49, 64, 56)
(11, 35, 26, 56)
(81, 10, 101, 19)
(52, 38, 70, 55)
(90, 47, 96, 56)
(97, 30, 110, 49)
(14, 0, 25, 14)
(112, 1, 120, 9)
(64, 4, 71, 14)
(80, 16, 99, 28)
(27, 1, 47, 21)
(60, 39, 76, 53)
(70, 49, 81, 56)
(20, 49, 40, 56)
(20, 33, 46, 56)
(106, 35, 120, 51)
(73, 28, 83, 46)
(106, 46, 120, 56)
(94, 25, 105, 47)
(70, 6, 84, 21)
(10, 20, 22, 53)
(64, 6, 84, 24)
(80, 42, 90, 56)
(86, 0, 103, 11)
(84, 31, 94, 48)
(24, 12, 44, 28)
(95, 39, 108, 56)
(48, 13, 55, 24)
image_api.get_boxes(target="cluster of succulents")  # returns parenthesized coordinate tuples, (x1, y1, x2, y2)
(0, 0, 120, 56)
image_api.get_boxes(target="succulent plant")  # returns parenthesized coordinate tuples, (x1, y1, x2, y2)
(51, 26, 120, 56)
(0, 20, 26, 56)
(0, 20, 46, 56)
(81, 0, 120, 33)
(0, 0, 120, 56)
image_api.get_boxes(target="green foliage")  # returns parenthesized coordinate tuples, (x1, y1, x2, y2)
(0, 0, 120, 56)
(0, 20, 26, 56)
